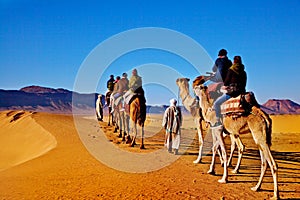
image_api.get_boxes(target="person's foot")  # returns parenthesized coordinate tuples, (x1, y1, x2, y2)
(174, 149, 178, 155)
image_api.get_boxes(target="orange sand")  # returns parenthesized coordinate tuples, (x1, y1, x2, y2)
(0, 111, 299, 199)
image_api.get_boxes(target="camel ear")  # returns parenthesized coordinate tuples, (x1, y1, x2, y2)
(186, 78, 190, 82)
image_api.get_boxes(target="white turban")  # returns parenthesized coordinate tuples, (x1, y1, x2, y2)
(170, 98, 177, 106)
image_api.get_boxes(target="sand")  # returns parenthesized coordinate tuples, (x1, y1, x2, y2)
(0, 110, 299, 199)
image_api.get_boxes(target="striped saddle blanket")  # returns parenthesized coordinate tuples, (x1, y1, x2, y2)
(220, 95, 245, 115)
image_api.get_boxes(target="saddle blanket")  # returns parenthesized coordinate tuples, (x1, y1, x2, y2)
(124, 90, 135, 104)
(220, 95, 245, 115)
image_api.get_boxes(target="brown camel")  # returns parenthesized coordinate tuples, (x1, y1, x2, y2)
(129, 95, 146, 149)
(192, 76, 278, 200)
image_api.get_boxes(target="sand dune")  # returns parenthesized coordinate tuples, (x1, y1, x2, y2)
(0, 111, 299, 199)
(0, 110, 57, 171)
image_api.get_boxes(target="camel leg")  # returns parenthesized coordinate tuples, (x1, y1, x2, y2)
(125, 115, 131, 144)
(218, 134, 228, 183)
(259, 145, 279, 199)
(140, 125, 145, 149)
(227, 134, 236, 167)
(208, 127, 221, 175)
(193, 119, 204, 164)
(217, 146, 224, 166)
(207, 140, 217, 175)
(118, 113, 122, 138)
(251, 149, 267, 192)
(227, 134, 245, 174)
(231, 136, 244, 174)
(130, 120, 137, 147)
(108, 108, 111, 126)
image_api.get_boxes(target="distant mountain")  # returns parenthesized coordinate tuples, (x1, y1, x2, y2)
(20, 85, 69, 94)
(1, 86, 300, 115)
(261, 99, 300, 115)
(0, 85, 97, 114)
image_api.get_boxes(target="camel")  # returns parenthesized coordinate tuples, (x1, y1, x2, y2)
(176, 78, 225, 165)
(177, 77, 251, 173)
(111, 95, 130, 142)
(192, 76, 278, 199)
(128, 94, 146, 149)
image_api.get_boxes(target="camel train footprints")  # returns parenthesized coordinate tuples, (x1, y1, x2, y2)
(176, 77, 278, 200)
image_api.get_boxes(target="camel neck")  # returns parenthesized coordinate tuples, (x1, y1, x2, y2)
(178, 86, 199, 117)
(198, 90, 212, 118)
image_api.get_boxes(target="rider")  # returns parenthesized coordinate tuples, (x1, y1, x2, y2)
(107, 75, 115, 92)
(210, 49, 232, 83)
(110, 76, 121, 113)
(212, 55, 247, 127)
(117, 73, 129, 95)
(129, 69, 146, 104)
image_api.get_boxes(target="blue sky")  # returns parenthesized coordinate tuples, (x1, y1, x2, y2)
(1, 0, 300, 105)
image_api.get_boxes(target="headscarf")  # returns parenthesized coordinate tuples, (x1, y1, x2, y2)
(170, 98, 177, 107)
(230, 63, 245, 75)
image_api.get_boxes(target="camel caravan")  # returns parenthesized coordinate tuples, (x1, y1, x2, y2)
(96, 69, 147, 149)
(96, 50, 279, 199)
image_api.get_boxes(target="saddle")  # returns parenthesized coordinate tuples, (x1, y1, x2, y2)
(220, 92, 259, 116)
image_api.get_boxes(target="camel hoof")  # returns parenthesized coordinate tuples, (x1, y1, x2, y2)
(193, 158, 201, 164)
(125, 136, 132, 144)
(251, 186, 259, 192)
(122, 136, 126, 142)
(129, 143, 135, 147)
(207, 170, 215, 175)
(140, 144, 145, 149)
(118, 133, 122, 138)
(231, 169, 239, 174)
(270, 196, 278, 200)
(218, 179, 227, 184)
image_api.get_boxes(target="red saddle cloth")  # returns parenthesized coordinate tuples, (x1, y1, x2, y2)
(220, 95, 245, 115)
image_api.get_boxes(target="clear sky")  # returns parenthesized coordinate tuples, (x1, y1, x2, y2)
(1, 0, 300, 105)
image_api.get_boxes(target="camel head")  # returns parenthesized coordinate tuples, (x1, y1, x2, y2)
(193, 84, 208, 101)
(176, 78, 190, 93)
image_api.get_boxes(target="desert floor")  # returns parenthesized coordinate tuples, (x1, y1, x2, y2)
(0, 110, 299, 200)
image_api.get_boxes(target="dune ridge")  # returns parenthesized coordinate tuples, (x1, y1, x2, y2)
(0, 110, 57, 171)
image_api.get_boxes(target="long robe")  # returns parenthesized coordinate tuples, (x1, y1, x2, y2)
(162, 106, 182, 150)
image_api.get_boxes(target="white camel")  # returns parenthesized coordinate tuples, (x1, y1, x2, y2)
(111, 95, 130, 142)
(176, 78, 225, 165)
(192, 76, 278, 200)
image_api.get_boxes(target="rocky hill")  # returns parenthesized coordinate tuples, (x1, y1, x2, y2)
(0, 86, 97, 114)
(1, 86, 300, 115)
(261, 99, 300, 114)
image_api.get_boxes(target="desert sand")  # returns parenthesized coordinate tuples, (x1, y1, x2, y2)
(0, 110, 299, 199)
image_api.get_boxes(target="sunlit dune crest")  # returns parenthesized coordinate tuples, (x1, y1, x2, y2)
(0, 110, 57, 171)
